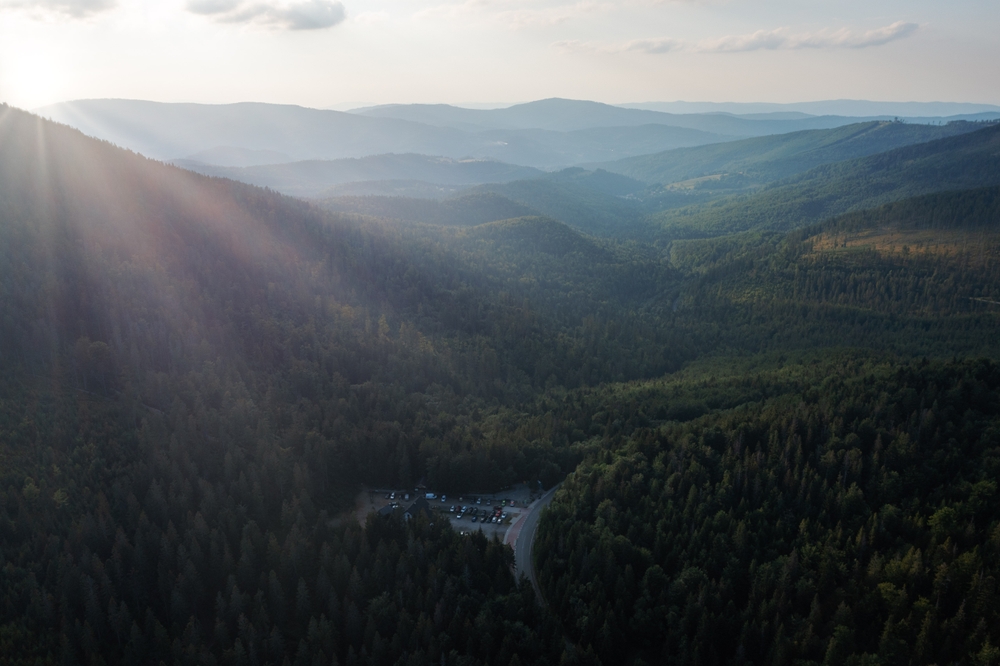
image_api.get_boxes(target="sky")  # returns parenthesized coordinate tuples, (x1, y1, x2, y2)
(0, 0, 998, 110)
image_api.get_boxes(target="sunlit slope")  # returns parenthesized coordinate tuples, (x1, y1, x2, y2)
(0, 105, 577, 410)
(652, 122, 1000, 236)
(599, 120, 983, 186)
(0, 103, 416, 381)
(669, 185, 1000, 321)
(0, 105, 689, 400)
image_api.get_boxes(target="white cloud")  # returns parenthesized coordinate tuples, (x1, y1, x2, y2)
(558, 21, 920, 55)
(0, 0, 116, 18)
(700, 21, 919, 52)
(186, 0, 346, 30)
(623, 37, 682, 54)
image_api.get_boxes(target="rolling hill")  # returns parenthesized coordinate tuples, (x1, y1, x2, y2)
(457, 177, 646, 237)
(176, 153, 545, 197)
(598, 120, 985, 186)
(651, 121, 1000, 236)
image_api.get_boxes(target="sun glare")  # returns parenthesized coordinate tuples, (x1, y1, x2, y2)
(1, 45, 68, 109)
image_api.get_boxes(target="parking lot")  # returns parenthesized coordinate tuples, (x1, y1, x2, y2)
(435, 496, 521, 538)
(359, 484, 541, 539)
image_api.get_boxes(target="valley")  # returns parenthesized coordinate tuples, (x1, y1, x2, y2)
(1, 98, 998, 666)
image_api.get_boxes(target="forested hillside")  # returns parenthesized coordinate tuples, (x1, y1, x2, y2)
(2, 102, 999, 666)
(651, 122, 1000, 237)
(316, 170, 648, 234)
(0, 104, 596, 665)
(534, 358, 1000, 665)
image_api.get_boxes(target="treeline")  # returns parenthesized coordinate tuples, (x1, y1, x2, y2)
(534, 358, 1000, 665)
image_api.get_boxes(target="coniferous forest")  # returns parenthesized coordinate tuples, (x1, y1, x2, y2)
(1, 103, 999, 665)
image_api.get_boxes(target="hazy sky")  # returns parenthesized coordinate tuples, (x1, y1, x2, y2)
(1, 0, 998, 110)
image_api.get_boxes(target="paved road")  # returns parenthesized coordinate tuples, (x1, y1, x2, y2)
(513, 483, 561, 606)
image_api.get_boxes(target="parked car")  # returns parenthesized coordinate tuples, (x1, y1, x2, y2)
(449, 505, 455, 513)
(471, 516, 477, 522)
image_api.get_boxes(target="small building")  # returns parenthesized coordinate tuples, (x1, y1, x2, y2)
(404, 497, 432, 522)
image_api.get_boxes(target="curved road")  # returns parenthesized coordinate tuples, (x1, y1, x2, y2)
(512, 483, 561, 606)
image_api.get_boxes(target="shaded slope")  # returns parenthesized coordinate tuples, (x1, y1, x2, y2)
(462, 178, 646, 237)
(317, 191, 538, 226)
(177, 153, 544, 197)
(462, 216, 612, 260)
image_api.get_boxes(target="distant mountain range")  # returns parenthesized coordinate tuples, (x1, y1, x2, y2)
(36, 99, 736, 169)
(349, 98, 899, 135)
(36, 97, 992, 172)
(619, 100, 1000, 117)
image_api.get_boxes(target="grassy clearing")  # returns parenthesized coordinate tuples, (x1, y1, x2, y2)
(810, 227, 1000, 260)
